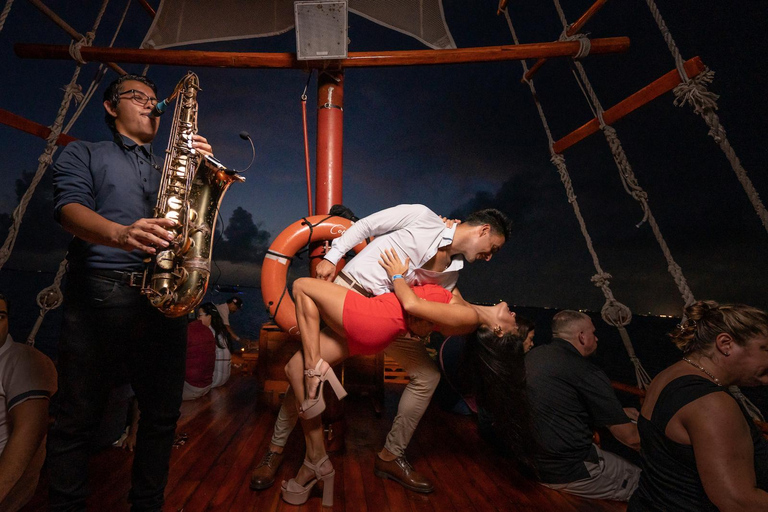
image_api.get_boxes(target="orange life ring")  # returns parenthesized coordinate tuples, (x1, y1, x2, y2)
(261, 215, 367, 335)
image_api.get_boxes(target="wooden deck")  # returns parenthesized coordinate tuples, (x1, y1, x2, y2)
(22, 368, 628, 512)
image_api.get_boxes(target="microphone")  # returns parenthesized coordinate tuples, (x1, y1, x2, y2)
(149, 98, 169, 118)
(235, 131, 255, 173)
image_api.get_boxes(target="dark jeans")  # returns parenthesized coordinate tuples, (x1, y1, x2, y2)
(47, 272, 187, 511)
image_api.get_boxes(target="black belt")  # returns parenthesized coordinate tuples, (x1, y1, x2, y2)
(337, 271, 371, 297)
(89, 269, 146, 288)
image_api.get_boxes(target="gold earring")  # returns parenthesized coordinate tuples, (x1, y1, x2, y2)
(493, 325, 503, 336)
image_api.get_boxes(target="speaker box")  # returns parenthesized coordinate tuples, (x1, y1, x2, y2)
(294, 1, 348, 61)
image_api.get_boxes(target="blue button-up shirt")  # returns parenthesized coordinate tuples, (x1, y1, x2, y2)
(53, 134, 162, 271)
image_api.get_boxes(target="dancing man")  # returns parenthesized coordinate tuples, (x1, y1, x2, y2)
(250, 204, 511, 493)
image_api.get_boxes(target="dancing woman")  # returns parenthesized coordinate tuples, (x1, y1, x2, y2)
(280, 249, 519, 506)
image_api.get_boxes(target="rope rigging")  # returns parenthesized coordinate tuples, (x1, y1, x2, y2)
(551, 0, 696, 309)
(0, 0, 112, 345)
(502, 8, 651, 389)
(504, 0, 763, 418)
(642, 0, 768, 234)
(0, 0, 14, 34)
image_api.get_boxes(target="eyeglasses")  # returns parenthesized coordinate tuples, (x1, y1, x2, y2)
(119, 89, 159, 108)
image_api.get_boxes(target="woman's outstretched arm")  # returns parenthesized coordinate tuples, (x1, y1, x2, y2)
(378, 249, 479, 330)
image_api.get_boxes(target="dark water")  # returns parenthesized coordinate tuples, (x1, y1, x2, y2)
(3, 268, 766, 415)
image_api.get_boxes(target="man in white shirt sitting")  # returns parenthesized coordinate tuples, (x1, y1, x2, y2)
(0, 294, 58, 511)
(250, 204, 512, 493)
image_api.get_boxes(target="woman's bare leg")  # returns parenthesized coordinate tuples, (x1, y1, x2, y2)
(292, 277, 347, 400)
(288, 328, 348, 485)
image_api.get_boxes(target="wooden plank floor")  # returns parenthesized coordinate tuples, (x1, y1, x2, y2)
(22, 370, 628, 512)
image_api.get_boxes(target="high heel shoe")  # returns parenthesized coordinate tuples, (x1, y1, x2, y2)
(300, 359, 347, 419)
(280, 455, 335, 507)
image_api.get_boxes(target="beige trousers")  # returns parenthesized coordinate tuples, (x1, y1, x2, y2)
(270, 273, 441, 457)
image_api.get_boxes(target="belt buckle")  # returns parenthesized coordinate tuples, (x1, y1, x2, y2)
(128, 271, 145, 288)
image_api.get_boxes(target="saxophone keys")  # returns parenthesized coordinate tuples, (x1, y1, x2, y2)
(167, 197, 183, 212)
(155, 250, 175, 271)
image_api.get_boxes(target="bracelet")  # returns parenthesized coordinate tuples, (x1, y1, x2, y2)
(391, 274, 404, 281)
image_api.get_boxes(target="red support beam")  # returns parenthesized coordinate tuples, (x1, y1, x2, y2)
(315, 71, 344, 215)
(0, 108, 76, 146)
(522, 0, 609, 83)
(552, 57, 706, 154)
(136, 0, 156, 18)
(15, 37, 630, 69)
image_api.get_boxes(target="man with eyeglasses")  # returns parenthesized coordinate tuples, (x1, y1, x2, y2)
(48, 74, 214, 512)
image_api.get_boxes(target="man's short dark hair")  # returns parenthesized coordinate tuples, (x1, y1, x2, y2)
(551, 310, 590, 338)
(465, 209, 512, 241)
(227, 296, 243, 309)
(103, 74, 158, 132)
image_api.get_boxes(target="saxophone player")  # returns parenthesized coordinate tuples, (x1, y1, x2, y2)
(48, 74, 213, 512)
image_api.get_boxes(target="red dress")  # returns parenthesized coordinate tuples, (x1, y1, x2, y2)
(342, 284, 453, 355)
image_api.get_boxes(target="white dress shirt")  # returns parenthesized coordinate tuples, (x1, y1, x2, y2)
(324, 204, 464, 296)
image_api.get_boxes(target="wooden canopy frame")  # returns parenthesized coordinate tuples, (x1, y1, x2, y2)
(14, 37, 629, 69)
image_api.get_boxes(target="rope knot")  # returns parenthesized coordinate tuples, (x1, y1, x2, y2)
(36, 285, 64, 311)
(64, 83, 85, 104)
(602, 125, 618, 138)
(590, 272, 612, 288)
(559, 31, 591, 59)
(549, 153, 566, 167)
(673, 69, 719, 115)
(601, 299, 632, 327)
(630, 189, 648, 203)
(68, 37, 90, 65)
(38, 153, 54, 166)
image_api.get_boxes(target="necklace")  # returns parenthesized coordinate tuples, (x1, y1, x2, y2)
(682, 357, 721, 386)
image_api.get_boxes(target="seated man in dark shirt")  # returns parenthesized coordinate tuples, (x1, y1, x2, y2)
(525, 310, 641, 501)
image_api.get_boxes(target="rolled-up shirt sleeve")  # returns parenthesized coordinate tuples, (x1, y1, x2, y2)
(53, 142, 96, 223)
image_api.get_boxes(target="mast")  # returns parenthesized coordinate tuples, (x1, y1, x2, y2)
(315, 71, 344, 215)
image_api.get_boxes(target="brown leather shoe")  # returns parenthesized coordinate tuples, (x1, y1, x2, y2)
(374, 455, 434, 493)
(250, 450, 285, 490)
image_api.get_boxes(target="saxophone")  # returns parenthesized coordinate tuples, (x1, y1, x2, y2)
(143, 71, 245, 317)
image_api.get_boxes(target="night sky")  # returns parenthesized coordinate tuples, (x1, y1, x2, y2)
(0, 0, 766, 316)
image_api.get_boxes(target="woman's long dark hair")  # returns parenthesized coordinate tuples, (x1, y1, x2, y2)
(464, 326, 539, 478)
(198, 302, 227, 349)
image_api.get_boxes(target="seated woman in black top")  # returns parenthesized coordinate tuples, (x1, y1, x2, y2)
(629, 301, 768, 511)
